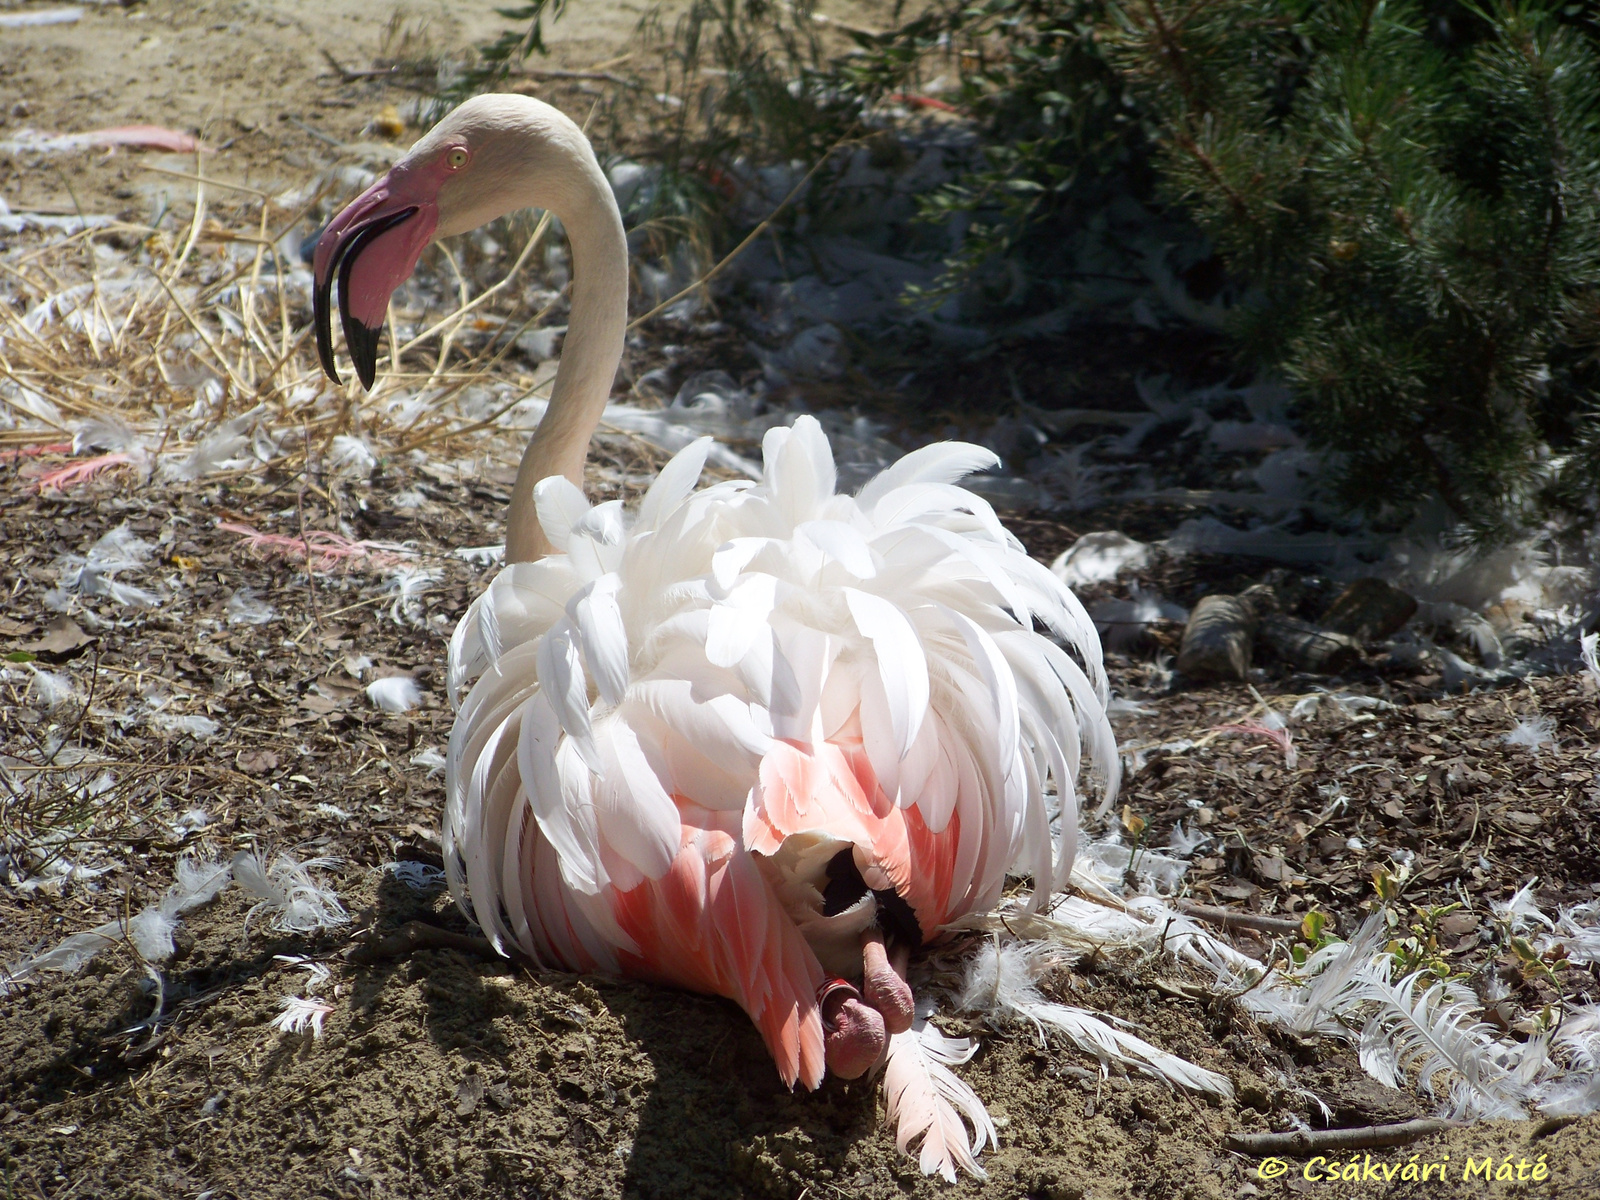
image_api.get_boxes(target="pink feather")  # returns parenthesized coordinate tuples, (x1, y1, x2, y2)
(31, 453, 133, 492)
(1213, 718, 1298, 768)
(882, 1025, 998, 1183)
(217, 521, 414, 574)
(0, 442, 73, 461)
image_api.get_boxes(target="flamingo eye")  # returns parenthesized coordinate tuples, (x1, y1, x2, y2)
(446, 148, 469, 170)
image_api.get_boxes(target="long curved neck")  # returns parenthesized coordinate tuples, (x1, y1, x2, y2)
(504, 161, 628, 562)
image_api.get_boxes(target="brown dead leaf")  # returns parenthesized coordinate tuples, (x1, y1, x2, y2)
(0, 617, 36, 638)
(1254, 854, 1287, 883)
(1440, 912, 1479, 938)
(315, 675, 364, 702)
(1497, 811, 1544, 833)
(405, 823, 442, 847)
(22, 616, 94, 660)
(237, 749, 280, 776)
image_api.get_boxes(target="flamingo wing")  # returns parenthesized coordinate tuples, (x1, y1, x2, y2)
(443, 418, 1116, 1100)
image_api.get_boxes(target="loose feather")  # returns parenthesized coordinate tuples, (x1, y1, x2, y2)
(881, 1022, 998, 1183)
(958, 940, 1234, 1098)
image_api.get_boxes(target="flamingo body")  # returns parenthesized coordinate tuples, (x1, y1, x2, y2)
(444, 419, 1117, 1087)
(311, 93, 1117, 1096)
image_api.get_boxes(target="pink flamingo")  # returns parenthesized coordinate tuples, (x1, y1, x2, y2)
(313, 95, 1115, 1176)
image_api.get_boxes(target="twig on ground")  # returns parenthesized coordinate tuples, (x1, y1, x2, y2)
(287, 115, 347, 149)
(345, 921, 496, 965)
(1177, 902, 1305, 937)
(296, 473, 321, 633)
(1226, 1118, 1458, 1157)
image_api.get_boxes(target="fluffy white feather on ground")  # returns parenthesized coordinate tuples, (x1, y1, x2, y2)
(1503, 715, 1557, 751)
(409, 746, 446, 775)
(270, 996, 335, 1039)
(1582, 631, 1600, 685)
(956, 940, 1234, 1097)
(1050, 531, 1151, 588)
(26, 666, 77, 709)
(226, 588, 277, 625)
(231, 850, 348, 934)
(971, 881, 1600, 1120)
(366, 675, 422, 712)
(2, 855, 232, 990)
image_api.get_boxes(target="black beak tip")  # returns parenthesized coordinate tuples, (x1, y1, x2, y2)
(313, 271, 342, 387)
(344, 315, 382, 392)
(319, 206, 416, 394)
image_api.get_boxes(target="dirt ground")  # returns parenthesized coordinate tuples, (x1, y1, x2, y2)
(4, 2, 1600, 1198)
(2, 0, 640, 216)
(2, 463, 1599, 1199)
(0, 0, 903, 216)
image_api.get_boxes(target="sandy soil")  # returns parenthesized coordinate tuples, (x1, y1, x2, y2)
(1, 0, 662, 217)
(0, 0, 897, 216)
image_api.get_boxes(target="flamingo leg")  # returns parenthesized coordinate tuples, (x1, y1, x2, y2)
(819, 977, 886, 1079)
(860, 926, 915, 1035)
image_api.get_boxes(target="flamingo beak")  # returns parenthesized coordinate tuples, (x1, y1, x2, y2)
(313, 175, 439, 390)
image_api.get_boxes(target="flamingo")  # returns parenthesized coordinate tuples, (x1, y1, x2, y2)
(313, 95, 1117, 1172)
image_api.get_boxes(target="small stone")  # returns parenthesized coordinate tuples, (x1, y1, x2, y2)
(1321, 577, 1417, 642)
(1178, 594, 1257, 681)
(454, 1073, 485, 1118)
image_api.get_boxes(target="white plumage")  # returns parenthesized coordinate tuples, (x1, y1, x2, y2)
(442, 420, 1116, 1088)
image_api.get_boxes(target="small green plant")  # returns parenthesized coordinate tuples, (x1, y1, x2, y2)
(1288, 908, 1340, 966)
(1107, 0, 1600, 539)
(1367, 866, 1470, 979)
(1389, 901, 1471, 980)
(1508, 934, 1570, 984)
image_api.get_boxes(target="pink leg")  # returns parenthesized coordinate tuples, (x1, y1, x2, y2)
(860, 928, 914, 1035)
(819, 978, 886, 1079)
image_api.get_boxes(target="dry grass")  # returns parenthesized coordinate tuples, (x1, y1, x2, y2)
(0, 159, 578, 476)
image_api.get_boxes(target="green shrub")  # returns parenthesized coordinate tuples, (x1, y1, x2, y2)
(465, 1, 1600, 539)
(1107, 0, 1600, 538)
(888, 0, 1161, 314)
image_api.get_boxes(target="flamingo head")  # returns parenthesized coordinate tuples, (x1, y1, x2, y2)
(313, 94, 594, 389)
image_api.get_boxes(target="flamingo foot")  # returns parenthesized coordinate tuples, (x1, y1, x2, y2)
(819, 978, 886, 1079)
(860, 928, 914, 1035)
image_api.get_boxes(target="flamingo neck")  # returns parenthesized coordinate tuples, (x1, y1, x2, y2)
(504, 163, 628, 563)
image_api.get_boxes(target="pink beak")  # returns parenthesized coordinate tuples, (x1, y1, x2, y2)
(313, 172, 439, 389)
